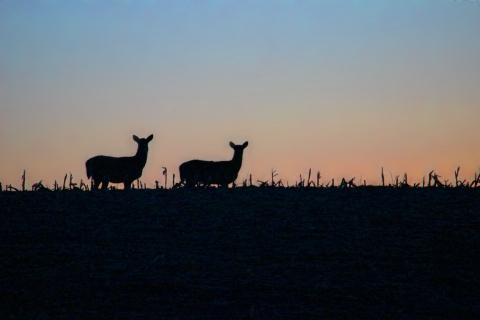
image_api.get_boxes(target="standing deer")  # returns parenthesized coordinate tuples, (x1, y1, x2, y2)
(86, 134, 154, 190)
(179, 141, 248, 187)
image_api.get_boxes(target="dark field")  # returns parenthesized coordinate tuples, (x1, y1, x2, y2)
(1, 187, 480, 319)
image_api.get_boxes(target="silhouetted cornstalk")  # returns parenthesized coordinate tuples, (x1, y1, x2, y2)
(162, 167, 167, 189)
(271, 169, 277, 187)
(381, 167, 385, 187)
(22, 170, 26, 191)
(69, 173, 76, 190)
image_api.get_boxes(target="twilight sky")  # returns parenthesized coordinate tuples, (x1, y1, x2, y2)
(1, 0, 479, 189)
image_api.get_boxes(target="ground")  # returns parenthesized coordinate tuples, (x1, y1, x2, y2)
(1, 187, 479, 318)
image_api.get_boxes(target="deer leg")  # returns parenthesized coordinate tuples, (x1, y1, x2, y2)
(92, 177, 101, 190)
(184, 177, 196, 188)
(218, 180, 227, 188)
(124, 180, 132, 190)
(101, 176, 109, 190)
(205, 176, 212, 188)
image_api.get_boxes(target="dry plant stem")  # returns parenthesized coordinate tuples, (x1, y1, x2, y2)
(432, 173, 444, 187)
(455, 167, 460, 186)
(257, 180, 268, 187)
(63, 174, 67, 190)
(472, 172, 480, 187)
(348, 177, 356, 187)
(162, 167, 167, 189)
(271, 169, 278, 187)
(80, 180, 89, 191)
(381, 167, 385, 187)
(22, 170, 26, 191)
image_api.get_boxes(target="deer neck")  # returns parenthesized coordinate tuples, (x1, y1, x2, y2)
(231, 151, 243, 170)
(135, 147, 148, 166)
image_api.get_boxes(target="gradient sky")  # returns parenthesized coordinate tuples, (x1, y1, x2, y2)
(1, 0, 479, 189)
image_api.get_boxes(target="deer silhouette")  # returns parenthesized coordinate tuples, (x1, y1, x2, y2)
(179, 141, 248, 187)
(86, 134, 154, 190)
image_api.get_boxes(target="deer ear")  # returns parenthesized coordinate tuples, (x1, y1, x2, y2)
(133, 135, 139, 142)
(147, 134, 154, 142)
(243, 141, 249, 148)
(229, 142, 235, 148)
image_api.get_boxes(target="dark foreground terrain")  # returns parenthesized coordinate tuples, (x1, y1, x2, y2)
(1, 187, 480, 319)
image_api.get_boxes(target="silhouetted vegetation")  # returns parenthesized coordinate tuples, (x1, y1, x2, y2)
(2, 166, 479, 192)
